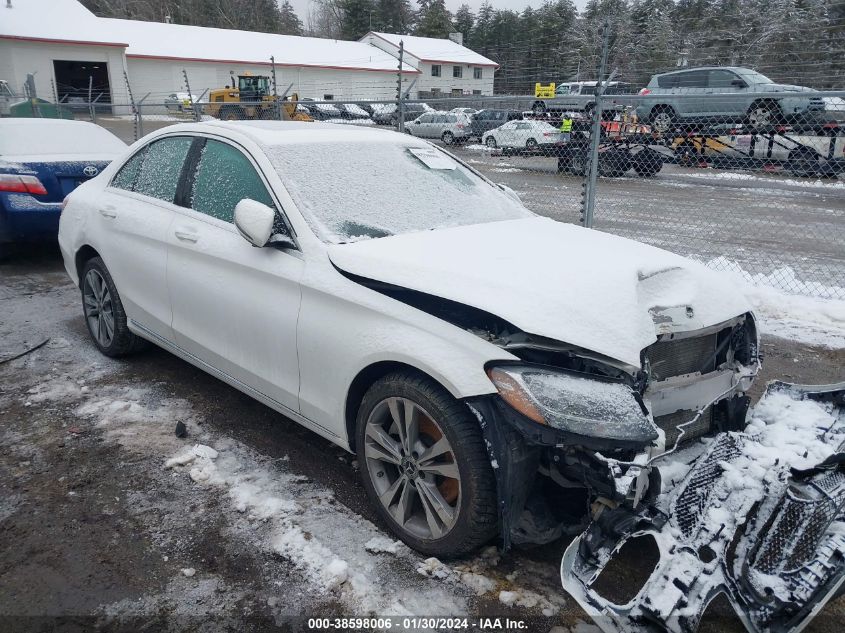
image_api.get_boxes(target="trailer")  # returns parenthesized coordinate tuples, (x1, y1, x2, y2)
(668, 122, 845, 177)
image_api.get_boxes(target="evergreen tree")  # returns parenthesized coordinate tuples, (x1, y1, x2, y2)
(278, 0, 304, 35)
(414, 0, 453, 38)
(453, 5, 475, 40)
(341, 0, 377, 39)
(376, 0, 414, 33)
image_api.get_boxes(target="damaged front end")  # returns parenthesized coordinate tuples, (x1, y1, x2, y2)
(561, 382, 845, 633)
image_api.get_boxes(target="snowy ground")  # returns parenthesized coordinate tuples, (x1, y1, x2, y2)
(1, 243, 844, 631)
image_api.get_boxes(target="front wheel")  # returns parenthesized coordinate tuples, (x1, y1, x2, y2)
(650, 107, 676, 134)
(747, 101, 781, 128)
(526, 138, 538, 150)
(485, 136, 497, 148)
(441, 131, 455, 145)
(356, 372, 498, 557)
(80, 257, 148, 357)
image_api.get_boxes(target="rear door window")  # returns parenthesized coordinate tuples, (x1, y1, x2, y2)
(133, 136, 193, 203)
(657, 74, 680, 89)
(675, 70, 708, 89)
(190, 139, 275, 223)
(111, 147, 147, 191)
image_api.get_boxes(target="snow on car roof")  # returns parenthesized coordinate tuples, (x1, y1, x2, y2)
(0, 119, 126, 158)
(208, 121, 416, 147)
(364, 32, 498, 67)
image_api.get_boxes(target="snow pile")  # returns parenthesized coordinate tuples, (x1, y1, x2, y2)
(708, 256, 845, 347)
(364, 536, 404, 555)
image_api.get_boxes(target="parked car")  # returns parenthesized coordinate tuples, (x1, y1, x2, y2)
(371, 103, 397, 125)
(301, 101, 342, 121)
(451, 107, 478, 116)
(1, 119, 125, 243)
(481, 119, 562, 149)
(165, 92, 199, 114)
(531, 81, 635, 119)
(636, 67, 825, 132)
(470, 109, 523, 140)
(336, 103, 371, 121)
(389, 102, 431, 127)
(405, 112, 472, 144)
(60, 121, 764, 564)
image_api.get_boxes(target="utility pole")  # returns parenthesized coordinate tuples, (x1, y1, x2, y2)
(396, 40, 405, 133)
(581, 19, 610, 229)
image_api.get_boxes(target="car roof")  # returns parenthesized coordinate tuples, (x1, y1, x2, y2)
(0, 118, 105, 130)
(654, 66, 751, 76)
(151, 120, 422, 148)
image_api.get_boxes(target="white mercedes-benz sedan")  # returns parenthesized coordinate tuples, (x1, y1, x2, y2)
(59, 121, 760, 558)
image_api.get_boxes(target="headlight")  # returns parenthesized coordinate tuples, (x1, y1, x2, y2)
(487, 365, 658, 443)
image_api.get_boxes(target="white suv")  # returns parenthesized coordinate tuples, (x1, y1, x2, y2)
(405, 112, 472, 144)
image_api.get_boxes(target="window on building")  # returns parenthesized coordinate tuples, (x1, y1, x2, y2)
(472, 90, 481, 95)
(323, 94, 334, 100)
(451, 88, 462, 96)
(473, 67, 482, 80)
(431, 65, 441, 77)
(453, 66, 462, 78)
(431, 88, 441, 95)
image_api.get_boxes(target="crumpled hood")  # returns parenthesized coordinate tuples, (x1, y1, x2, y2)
(328, 217, 752, 367)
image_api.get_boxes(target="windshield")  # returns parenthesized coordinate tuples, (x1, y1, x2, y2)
(266, 140, 532, 243)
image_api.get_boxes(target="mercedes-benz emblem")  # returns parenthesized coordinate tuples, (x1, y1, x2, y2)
(83, 165, 99, 177)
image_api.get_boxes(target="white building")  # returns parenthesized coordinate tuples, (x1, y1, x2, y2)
(0, 0, 497, 110)
(361, 32, 497, 98)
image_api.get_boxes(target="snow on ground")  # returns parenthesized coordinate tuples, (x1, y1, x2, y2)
(683, 171, 844, 189)
(14, 339, 566, 619)
(710, 256, 845, 348)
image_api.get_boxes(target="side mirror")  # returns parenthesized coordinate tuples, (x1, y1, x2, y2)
(234, 199, 275, 247)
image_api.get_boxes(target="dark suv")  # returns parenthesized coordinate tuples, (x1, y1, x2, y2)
(470, 109, 523, 140)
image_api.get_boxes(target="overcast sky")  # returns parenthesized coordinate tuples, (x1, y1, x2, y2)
(292, 0, 589, 34)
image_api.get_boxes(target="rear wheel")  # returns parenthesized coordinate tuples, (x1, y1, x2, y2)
(632, 149, 664, 177)
(526, 138, 538, 150)
(441, 131, 455, 145)
(649, 106, 676, 134)
(788, 146, 820, 177)
(81, 257, 148, 357)
(747, 101, 781, 128)
(485, 136, 497, 148)
(598, 149, 631, 177)
(356, 371, 498, 557)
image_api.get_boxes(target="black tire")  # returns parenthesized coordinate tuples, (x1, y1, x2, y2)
(787, 146, 820, 177)
(80, 257, 149, 357)
(598, 150, 631, 177)
(442, 131, 455, 145)
(526, 138, 538, 150)
(220, 106, 244, 121)
(649, 106, 676, 134)
(356, 371, 498, 558)
(632, 149, 664, 177)
(485, 136, 497, 148)
(532, 101, 547, 115)
(569, 153, 587, 176)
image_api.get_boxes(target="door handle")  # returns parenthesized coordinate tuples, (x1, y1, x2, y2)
(99, 207, 117, 218)
(174, 230, 198, 243)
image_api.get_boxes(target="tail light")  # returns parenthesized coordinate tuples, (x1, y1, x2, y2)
(456, 123, 465, 129)
(0, 174, 48, 195)
(639, 88, 651, 95)
(543, 132, 554, 136)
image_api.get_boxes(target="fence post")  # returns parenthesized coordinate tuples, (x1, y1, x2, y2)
(182, 69, 200, 122)
(581, 18, 610, 229)
(396, 40, 405, 133)
(270, 56, 282, 121)
(124, 70, 140, 141)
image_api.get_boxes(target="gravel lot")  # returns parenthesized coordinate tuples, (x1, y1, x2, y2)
(1, 131, 844, 632)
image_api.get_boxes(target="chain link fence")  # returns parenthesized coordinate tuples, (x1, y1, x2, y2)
(6, 72, 844, 300)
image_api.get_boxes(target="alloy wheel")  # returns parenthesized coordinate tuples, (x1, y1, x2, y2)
(486, 136, 497, 148)
(83, 269, 115, 348)
(364, 397, 461, 540)
(652, 111, 673, 133)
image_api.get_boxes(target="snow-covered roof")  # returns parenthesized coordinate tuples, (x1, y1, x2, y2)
(102, 19, 417, 73)
(364, 32, 498, 68)
(0, 0, 417, 74)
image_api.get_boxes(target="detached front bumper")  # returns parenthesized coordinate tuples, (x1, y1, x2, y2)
(561, 382, 845, 633)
